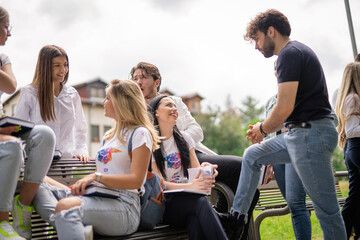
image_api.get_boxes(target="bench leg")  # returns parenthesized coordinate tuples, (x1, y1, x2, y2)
(246, 214, 256, 240)
(253, 206, 290, 240)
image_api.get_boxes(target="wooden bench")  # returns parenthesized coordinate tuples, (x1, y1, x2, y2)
(15, 158, 236, 240)
(253, 171, 349, 240)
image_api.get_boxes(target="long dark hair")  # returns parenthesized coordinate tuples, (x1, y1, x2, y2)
(32, 45, 69, 122)
(148, 95, 190, 179)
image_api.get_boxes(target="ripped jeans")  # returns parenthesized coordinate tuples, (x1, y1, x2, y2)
(34, 182, 141, 240)
(0, 125, 55, 211)
(232, 118, 346, 240)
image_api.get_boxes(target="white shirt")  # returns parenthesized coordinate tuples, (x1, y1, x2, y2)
(343, 94, 360, 138)
(171, 96, 216, 155)
(0, 54, 11, 115)
(160, 131, 195, 183)
(97, 127, 153, 193)
(14, 84, 88, 157)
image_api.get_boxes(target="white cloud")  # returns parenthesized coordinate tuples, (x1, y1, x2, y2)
(0, 0, 359, 110)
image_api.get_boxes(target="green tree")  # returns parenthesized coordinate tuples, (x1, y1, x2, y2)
(239, 95, 264, 127)
(331, 146, 346, 171)
(195, 95, 265, 156)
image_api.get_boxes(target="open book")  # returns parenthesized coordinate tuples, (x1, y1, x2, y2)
(0, 116, 35, 136)
(84, 181, 120, 199)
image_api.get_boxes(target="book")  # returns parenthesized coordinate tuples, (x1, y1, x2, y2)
(0, 116, 35, 136)
(259, 165, 274, 185)
(84, 181, 120, 198)
(163, 189, 208, 196)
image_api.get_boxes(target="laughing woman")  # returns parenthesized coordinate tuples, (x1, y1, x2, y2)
(34, 80, 160, 240)
(15, 45, 89, 161)
(148, 95, 227, 240)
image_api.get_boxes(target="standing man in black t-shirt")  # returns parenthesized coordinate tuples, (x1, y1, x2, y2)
(222, 9, 346, 239)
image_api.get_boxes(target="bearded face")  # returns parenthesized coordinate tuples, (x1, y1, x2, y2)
(261, 34, 275, 58)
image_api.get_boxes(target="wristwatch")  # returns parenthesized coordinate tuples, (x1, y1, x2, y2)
(95, 172, 102, 182)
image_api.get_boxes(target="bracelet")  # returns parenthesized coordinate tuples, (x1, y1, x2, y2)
(260, 123, 268, 137)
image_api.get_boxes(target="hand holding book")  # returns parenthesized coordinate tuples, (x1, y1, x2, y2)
(0, 125, 19, 135)
(0, 116, 35, 136)
(70, 173, 97, 196)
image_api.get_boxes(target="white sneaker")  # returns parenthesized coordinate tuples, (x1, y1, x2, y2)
(0, 221, 25, 240)
(11, 195, 33, 240)
(84, 225, 93, 240)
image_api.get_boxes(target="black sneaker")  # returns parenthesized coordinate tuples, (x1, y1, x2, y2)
(215, 210, 245, 240)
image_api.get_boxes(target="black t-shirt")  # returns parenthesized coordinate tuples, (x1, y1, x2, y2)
(276, 41, 333, 124)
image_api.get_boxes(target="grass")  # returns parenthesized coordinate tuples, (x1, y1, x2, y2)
(254, 180, 349, 240)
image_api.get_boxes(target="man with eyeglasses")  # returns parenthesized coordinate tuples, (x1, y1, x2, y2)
(130, 62, 260, 240)
(223, 9, 347, 239)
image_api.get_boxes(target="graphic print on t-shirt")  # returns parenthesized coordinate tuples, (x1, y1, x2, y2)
(97, 147, 121, 164)
(165, 152, 181, 183)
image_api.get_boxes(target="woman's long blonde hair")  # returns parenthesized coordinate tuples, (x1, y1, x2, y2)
(31, 45, 69, 122)
(335, 62, 360, 148)
(0, 6, 9, 24)
(103, 79, 160, 151)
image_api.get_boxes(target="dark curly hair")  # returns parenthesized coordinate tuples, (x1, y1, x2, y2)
(148, 95, 190, 179)
(244, 9, 291, 42)
(130, 62, 162, 91)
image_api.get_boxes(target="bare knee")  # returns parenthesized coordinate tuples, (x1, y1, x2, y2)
(54, 197, 82, 213)
(0, 135, 19, 142)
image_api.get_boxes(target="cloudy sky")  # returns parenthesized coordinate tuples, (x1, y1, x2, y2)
(1, 0, 359, 110)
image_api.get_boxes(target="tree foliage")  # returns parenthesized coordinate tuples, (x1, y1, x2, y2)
(195, 95, 263, 156)
(331, 146, 347, 171)
(239, 96, 264, 127)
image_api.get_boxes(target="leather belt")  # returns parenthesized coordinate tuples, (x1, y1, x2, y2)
(285, 122, 311, 129)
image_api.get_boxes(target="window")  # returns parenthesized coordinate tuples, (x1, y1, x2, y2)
(191, 101, 200, 112)
(91, 125, 100, 142)
(90, 87, 105, 98)
(104, 125, 111, 135)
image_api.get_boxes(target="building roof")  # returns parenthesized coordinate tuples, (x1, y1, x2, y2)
(2, 78, 109, 107)
(72, 77, 108, 89)
(181, 92, 204, 100)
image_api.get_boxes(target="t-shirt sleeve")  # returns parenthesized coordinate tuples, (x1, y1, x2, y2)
(0, 54, 11, 67)
(131, 127, 153, 153)
(344, 94, 360, 138)
(181, 131, 196, 150)
(277, 46, 302, 84)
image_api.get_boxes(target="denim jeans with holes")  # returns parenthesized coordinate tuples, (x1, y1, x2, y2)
(35, 182, 141, 240)
(232, 118, 346, 240)
(0, 125, 55, 211)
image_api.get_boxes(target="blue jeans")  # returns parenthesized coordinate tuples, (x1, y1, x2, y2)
(232, 118, 346, 240)
(34, 182, 141, 239)
(0, 125, 55, 211)
(273, 163, 311, 240)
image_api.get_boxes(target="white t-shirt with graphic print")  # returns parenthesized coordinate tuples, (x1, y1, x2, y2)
(159, 131, 195, 183)
(96, 127, 153, 193)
